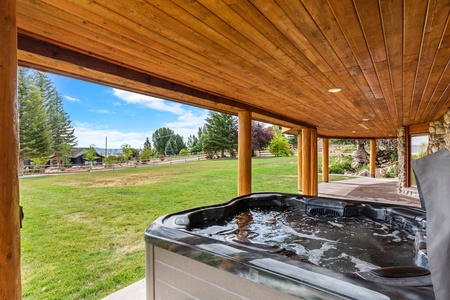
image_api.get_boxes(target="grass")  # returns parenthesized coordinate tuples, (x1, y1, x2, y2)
(20, 156, 352, 299)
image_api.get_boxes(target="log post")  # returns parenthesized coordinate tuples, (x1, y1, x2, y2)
(322, 138, 329, 183)
(301, 128, 311, 195)
(297, 131, 302, 193)
(238, 110, 252, 196)
(0, 0, 21, 298)
(405, 126, 411, 187)
(310, 129, 318, 196)
(370, 139, 377, 178)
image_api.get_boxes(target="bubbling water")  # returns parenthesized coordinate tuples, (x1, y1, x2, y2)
(191, 208, 417, 273)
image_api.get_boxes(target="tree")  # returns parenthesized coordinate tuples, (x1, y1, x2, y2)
(173, 134, 187, 154)
(189, 127, 204, 153)
(83, 145, 99, 168)
(202, 111, 237, 158)
(33, 71, 77, 164)
(251, 121, 273, 156)
(143, 137, 152, 151)
(18, 69, 53, 172)
(121, 143, 133, 164)
(269, 127, 294, 156)
(164, 138, 176, 156)
(152, 127, 174, 155)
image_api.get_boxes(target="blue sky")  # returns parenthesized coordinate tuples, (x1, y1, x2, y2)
(48, 73, 209, 149)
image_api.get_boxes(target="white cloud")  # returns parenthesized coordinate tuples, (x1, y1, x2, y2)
(90, 109, 116, 115)
(73, 122, 151, 149)
(165, 110, 208, 140)
(112, 89, 185, 115)
(64, 95, 80, 102)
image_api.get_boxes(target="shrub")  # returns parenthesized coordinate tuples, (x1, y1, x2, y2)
(386, 165, 398, 178)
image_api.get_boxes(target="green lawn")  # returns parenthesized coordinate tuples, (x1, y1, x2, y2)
(20, 156, 351, 299)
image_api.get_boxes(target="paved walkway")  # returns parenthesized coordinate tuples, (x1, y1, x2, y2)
(102, 177, 421, 299)
(318, 177, 420, 207)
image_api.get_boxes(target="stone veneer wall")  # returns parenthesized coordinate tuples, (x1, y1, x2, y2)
(397, 127, 407, 194)
(428, 110, 450, 153)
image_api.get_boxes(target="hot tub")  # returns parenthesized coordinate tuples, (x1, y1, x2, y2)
(145, 193, 434, 299)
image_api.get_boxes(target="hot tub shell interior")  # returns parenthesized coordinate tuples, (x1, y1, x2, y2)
(145, 193, 434, 299)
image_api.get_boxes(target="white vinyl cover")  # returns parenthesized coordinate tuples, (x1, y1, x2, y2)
(412, 148, 450, 300)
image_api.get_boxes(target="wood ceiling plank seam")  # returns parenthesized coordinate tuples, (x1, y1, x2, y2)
(372, 60, 398, 128)
(438, 13, 450, 48)
(418, 47, 450, 120)
(299, 0, 384, 123)
(423, 58, 450, 121)
(325, 0, 391, 131)
(430, 86, 450, 120)
(410, 0, 450, 123)
(378, 0, 404, 127)
(403, 0, 428, 125)
(352, 0, 397, 130)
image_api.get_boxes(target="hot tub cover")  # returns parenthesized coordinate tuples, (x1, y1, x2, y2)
(412, 147, 450, 300)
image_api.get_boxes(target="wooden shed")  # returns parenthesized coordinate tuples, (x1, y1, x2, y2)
(1, 0, 449, 298)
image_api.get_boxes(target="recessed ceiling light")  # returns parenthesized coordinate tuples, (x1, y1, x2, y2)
(328, 88, 342, 93)
(352, 131, 356, 133)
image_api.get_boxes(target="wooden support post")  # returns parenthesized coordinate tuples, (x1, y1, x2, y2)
(322, 138, 329, 183)
(370, 139, 376, 178)
(405, 126, 411, 187)
(310, 129, 318, 196)
(238, 110, 252, 196)
(297, 132, 302, 193)
(301, 128, 311, 195)
(0, 0, 21, 298)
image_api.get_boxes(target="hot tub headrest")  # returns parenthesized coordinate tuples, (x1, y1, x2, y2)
(412, 147, 450, 300)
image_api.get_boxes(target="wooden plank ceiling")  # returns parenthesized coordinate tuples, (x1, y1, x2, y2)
(16, 0, 450, 138)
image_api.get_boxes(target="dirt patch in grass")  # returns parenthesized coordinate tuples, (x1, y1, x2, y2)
(59, 173, 167, 188)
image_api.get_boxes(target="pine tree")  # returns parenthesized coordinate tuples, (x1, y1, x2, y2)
(143, 137, 152, 151)
(202, 111, 237, 158)
(32, 71, 77, 164)
(18, 82, 53, 163)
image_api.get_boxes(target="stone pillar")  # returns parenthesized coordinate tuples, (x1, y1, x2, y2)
(0, 0, 21, 298)
(397, 127, 406, 193)
(429, 109, 450, 152)
(238, 110, 252, 196)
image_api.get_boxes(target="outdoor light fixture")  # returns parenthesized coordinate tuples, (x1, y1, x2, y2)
(328, 88, 342, 93)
